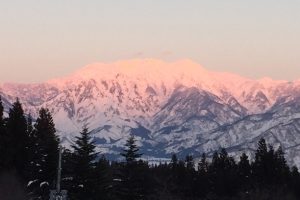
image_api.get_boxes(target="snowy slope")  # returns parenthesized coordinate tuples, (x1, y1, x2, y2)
(1, 59, 300, 166)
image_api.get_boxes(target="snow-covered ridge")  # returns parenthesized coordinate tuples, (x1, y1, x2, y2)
(1, 59, 300, 167)
(45, 59, 294, 112)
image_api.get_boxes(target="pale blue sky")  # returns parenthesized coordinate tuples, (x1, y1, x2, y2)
(0, 0, 299, 82)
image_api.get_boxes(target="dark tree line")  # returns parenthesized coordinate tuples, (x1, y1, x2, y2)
(1, 98, 300, 200)
(0, 98, 59, 200)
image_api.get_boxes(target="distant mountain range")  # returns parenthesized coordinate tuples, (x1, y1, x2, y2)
(1, 59, 300, 166)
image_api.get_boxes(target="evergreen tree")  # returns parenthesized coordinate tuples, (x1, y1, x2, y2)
(185, 155, 194, 171)
(117, 135, 144, 200)
(70, 126, 98, 200)
(61, 148, 74, 194)
(6, 99, 30, 181)
(120, 135, 142, 164)
(29, 108, 59, 199)
(26, 114, 39, 199)
(196, 153, 209, 198)
(209, 149, 238, 197)
(274, 146, 290, 183)
(238, 153, 251, 180)
(237, 153, 251, 192)
(26, 114, 36, 179)
(290, 166, 300, 197)
(254, 138, 268, 164)
(253, 138, 269, 185)
(170, 154, 178, 170)
(94, 156, 113, 200)
(252, 138, 284, 185)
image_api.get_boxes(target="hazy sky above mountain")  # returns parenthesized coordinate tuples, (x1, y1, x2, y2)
(0, 0, 299, 83)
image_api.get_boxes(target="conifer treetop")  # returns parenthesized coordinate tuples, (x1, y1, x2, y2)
(120, 135, 142, 164)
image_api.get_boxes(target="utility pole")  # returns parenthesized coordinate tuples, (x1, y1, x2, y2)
(57, 146, 62, 193)
(50, 146, 68, 200)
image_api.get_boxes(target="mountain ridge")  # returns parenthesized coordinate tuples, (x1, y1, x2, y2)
(1, 59, 300, 166)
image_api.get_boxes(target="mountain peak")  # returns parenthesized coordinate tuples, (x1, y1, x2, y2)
(51, 59, 207, 84)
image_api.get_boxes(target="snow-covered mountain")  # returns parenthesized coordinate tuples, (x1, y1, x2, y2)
(1, 59, 300, 166)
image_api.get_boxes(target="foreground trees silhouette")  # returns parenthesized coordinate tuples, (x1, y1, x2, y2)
(116, 135, 148, 200)
(28, 108, 60, 199)
(69, 126, 98, 200)
(6, 99, 31, 181)
(0, 98, 300, 200)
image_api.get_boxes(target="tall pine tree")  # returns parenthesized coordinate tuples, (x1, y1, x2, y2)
(6, 99, 30, 181)
(274, 146, 290, 183)
(117, 135, 144, 200)
(209, 149, 238, 197)
(120, 135, 143, 164)
(70, 126, 98, 200)
(28, 108, 59, 199)
(253, 138, 275, 185)
(237, 153, 251, 192)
